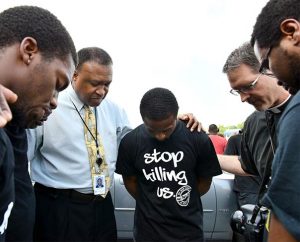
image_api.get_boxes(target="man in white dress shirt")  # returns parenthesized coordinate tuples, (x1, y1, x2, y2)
(28, 47, 130, 241)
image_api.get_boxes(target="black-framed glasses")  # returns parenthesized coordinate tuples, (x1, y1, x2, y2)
(259, 46, 272, 73)
(230, 73, 263, 96)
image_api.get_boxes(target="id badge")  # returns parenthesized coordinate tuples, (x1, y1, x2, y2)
(93, 174, 106, 195)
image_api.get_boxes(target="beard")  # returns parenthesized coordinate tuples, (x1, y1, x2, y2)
(278, 50, 300, 95)
(289, 57, 300, 95)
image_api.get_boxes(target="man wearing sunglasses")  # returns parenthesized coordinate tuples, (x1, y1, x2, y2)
(251, 0, 300, 241)
(219, 42, 290, 242)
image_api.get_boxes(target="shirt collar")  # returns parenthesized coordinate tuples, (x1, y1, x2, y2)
(67, 83, 85, 112)
(267, 94, 292, 113)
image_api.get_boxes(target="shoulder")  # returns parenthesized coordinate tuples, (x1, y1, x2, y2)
(96, 98, 127, 114)
(279, 93, 300, 133)
(121, 124, 143, 141)
(182, 126, 211, 146)
(244, 110, 267, 134)
(119, 125, 144, 152)
(228, 134, 241, 143)
(177, 121, 208, 139)
(281, 92, 300, 119)
(245, 110, 265, 124)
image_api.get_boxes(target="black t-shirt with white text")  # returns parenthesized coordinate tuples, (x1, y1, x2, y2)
(116, 121, 222, 242)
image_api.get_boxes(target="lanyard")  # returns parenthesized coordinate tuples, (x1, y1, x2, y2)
(70, 99, 103, 166)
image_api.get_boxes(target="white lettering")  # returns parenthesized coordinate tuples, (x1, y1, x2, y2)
(142, 167, 187, 185)
(144, 149, 184, 167)
(0, 202, 14, 235)
(157, 187, 174, 199)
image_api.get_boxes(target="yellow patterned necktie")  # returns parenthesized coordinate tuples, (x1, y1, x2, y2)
(84, 106, 110, 197)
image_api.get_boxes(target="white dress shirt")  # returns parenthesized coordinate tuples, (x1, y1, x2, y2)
(27, 85, 132, 193)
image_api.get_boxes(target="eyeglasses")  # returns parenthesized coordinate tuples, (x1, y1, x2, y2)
(259, 46, 272, 73)
(230, 73, 263, 96)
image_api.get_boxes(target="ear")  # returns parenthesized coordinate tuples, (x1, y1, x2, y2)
(72, 70, 78, 82)
(19, 37, 38, 65)
(280, 19, 300, 45)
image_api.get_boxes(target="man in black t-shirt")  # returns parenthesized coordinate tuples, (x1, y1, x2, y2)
(116, 88, 222, 242)
(0, 6, 77, 241)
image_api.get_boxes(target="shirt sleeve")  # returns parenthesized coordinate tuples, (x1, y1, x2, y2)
(240, 117, 260, 176)
(195, 132, 222, 178)
(26, 125, 44, 161)
(224, 135, 239, 155)
(262, 102, 300, 240)
(116, 131, 137, 176)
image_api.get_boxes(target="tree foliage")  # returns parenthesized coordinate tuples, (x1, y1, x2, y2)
(218, 122, 244, 135)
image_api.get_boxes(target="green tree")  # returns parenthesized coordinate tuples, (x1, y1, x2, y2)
(218, 122, 244, 135)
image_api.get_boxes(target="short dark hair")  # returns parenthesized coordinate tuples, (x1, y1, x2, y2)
(223, 42, 260, 74)
(140, 87, 179, 121)
(0, 6, 77, 65)
(251, 0, 300, 48)
(208, 124, 219, 134)
(76, 47, 113, 71)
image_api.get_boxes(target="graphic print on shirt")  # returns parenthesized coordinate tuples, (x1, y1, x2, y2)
(143, 148, 191, 206)
(0, 202, 13, 235)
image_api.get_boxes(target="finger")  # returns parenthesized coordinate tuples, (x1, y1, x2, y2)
(197, 122, 202, 132)
(186, 118, 194, 129)
(2, 85, 18, 103)
(177, 114, 188, 120)
(189, 120, 201, 132)
(0, 116, 8, 128)
(0, 86, 16, 127)
(182, 113, 194, 128)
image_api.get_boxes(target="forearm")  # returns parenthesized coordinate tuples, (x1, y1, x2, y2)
(268, 213, 297, 242)
(217, 154, 250, 176)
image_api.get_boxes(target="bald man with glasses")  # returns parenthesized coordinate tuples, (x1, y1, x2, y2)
(219, 42, 290, 242)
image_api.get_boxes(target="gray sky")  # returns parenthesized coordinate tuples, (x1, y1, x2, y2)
(1, 0, 268, 129)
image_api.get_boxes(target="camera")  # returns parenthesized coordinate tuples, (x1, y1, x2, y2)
(230, 204, 268, 242)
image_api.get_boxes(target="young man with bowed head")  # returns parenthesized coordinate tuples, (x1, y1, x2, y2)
(116, 87, 222, 242)
(251, 0, 300, 241)
(0, 6, 77, 242)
